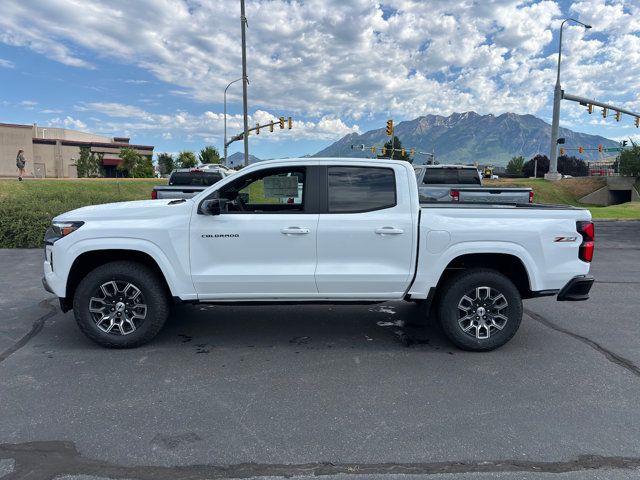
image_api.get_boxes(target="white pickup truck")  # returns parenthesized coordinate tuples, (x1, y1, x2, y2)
(43, 158, 595, 351)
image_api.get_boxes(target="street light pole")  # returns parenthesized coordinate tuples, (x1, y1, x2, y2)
(223, 77, 244, 166)
(240, 0, 250, 167)
(547, 18, 592, 181)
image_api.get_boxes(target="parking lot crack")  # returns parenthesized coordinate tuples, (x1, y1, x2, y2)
(525, 308, 640, 379)
(0, 298, 57, 364)
(2, 441, 640, 479)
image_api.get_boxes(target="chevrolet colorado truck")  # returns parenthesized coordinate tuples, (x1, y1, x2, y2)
(43, 158, 594, 351)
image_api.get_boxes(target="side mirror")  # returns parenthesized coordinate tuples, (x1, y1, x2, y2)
(200, 198, 221, 216)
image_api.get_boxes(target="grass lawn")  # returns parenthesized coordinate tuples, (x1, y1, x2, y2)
(486, 177, 640, 220)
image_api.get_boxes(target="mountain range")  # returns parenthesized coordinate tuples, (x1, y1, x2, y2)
(312, 111, 619, 165)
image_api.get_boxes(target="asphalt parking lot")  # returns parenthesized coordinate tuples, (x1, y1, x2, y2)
(1, 221, 639, 480)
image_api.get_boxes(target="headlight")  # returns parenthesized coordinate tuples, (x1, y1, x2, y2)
(44, 221, 84, 244)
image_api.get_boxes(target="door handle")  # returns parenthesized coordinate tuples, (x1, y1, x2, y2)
(281, 227, 310, 235)
(375, 227, 404, 235)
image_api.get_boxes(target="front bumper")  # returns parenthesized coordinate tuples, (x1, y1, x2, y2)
(557, 275, 594, 301)
(42, 276, 53, 294)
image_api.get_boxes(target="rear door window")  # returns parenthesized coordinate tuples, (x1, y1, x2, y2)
(327, 167, 396, 213)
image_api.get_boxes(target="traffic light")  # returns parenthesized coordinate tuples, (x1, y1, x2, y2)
(578, 146, 584, 154)
(386, 119, 393, 136)
(411, 148, 415, 156)
(598, 144, 603, 153)
(615, 111, 621, 122)
(255, 123, 260, 135)
(602, 107, 608, 118)
(371, 146, 376, 154)
(587, 104, 593, 114)
(288, 117, 292, 129)
(382, 147, 387, 155)
(559, 147, 565, 156)
(636, 117, 639, 128)
(269, 122, 274, 133)
(279, 117, 285, 129)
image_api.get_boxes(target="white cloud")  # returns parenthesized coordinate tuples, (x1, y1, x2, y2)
(79, 102, 359, 142)
(125, 79, 150, 84)
(50, 116, 88, 130)
(0, 0, 638, 135)
(0, 58, 14, 68)
(20, 100, 38, 110)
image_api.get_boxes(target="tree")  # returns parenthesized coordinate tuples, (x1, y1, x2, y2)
(118, 147, 143, 177)
(157, 152, 175, 175)
(133, 155, 155, 178)
(522, 154, 549, 178)
(75, 146, 104, 178)
(198, 146, 221, 164)
(377, 136, 411, 161)
(619, 140, 640, 177)
(177, 150, 197, 168)
(506, 156, 525, 176)
(557, 155, 588, 177)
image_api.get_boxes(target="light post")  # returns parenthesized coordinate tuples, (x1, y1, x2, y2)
(223, 77, 245, 166)
(547, 18, 592, 180)
(240, 0, 249, 167)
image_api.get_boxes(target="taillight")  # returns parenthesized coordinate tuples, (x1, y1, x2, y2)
(577, 221, 594, 262)
(151, 190, 157, 200)
(450, 190, 460, 202)
(529, 190, 534, 203)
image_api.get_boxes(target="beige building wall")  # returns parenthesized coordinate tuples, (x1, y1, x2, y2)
(0, 124, 35, 177)
(35, 126, 111, 143)
(1, 123, 154, 178)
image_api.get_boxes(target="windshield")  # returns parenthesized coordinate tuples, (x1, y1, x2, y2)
(422, 168, 480, 185)
(169, 172, 223, 186)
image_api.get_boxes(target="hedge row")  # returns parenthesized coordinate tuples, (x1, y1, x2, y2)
(0, 179, 163, 248)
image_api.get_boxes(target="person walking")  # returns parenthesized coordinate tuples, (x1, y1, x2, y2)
(16, 149, 26, 181)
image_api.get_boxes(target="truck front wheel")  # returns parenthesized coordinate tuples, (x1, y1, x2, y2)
(438, 269, 522, 351)
(73, 261, 170, 348)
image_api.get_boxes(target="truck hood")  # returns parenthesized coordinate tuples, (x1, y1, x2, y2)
(54, 199, 193, 222)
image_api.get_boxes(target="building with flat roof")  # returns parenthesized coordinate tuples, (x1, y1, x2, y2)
(0, 122, 154, 178)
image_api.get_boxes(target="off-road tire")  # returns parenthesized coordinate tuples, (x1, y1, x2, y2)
(73, 261, 170, 348)
(438, 268, 522, 351)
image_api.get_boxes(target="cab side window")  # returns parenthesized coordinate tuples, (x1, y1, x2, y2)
(217, 167, 306, 213)
(327, 166, 396, 213)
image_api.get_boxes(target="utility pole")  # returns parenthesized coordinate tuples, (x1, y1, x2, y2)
(240, 0, 249, 167)
(547, 18, 591, 181)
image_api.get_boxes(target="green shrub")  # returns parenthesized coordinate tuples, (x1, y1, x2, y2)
(0, 179, 164, 248)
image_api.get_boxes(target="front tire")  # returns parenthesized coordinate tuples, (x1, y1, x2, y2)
(438, 269, 522, 351)
(73, 261, 170, 348)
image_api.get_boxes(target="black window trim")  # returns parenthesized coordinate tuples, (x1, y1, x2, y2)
(323, 165, 398, 214)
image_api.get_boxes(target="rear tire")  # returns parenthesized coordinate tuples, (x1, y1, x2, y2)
(438, 268, 522, 351)
(73, 261, 170, 348)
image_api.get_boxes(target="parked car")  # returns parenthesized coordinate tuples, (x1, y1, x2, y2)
(152, 166, 233, 200)
(43, 158, 594, 351)
(414, 164, 533, 204)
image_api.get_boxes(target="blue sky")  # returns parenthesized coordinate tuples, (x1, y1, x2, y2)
(1, 0, 639, 160)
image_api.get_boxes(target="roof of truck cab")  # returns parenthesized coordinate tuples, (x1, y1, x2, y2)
(246, 157, 412, 166)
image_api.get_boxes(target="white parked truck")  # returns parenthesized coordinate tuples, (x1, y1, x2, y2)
(43, 158, 595, 351)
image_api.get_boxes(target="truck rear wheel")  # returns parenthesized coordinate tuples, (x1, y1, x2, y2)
(438, 268, 522, 351)
(73, 261, 170, 348)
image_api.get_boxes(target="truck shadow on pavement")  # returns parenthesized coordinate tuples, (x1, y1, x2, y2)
(153, 301, 457, 354)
